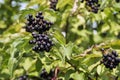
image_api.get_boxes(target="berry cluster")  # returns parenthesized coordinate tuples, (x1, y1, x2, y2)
(25, 12, 53, 33)
(40, 69, 55, 80)
(86, 0, 100, 13)
(49, 0, 58, 11)
(24, 12, 53, 52)
(29, 33, 53, 52)
(101, 51, 120, 70)
(81, 0, 101, 13)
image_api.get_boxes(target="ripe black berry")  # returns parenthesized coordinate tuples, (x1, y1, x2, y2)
(112, 51, 118, 57)
(24, 12, 53, 33)
(24, 11, 54, 53)
(29, 40, 36, 44)
(101, 50, 120, 70)
(30, 33, 53, 52)
(82, 0, 101, 13)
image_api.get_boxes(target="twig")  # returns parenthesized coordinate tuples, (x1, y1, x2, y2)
(71, 0, 78, 14)
(65, 17, 69, 44)
(74, 43, 106, 57)
(52, 67, 59, 80)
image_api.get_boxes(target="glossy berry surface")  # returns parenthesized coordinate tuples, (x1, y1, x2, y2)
(30, 33, 54, 52)
(101, 51, 120, 70)
(81, 0, 101, 13)
(24, 11, 53, 53)
(24, 12, 53, 33)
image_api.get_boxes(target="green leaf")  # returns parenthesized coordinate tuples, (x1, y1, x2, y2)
(53, 31, 66, 45)
(36, 58, 42, 72)
(110, 40, 120, 49)
(27, 0, 47, 8)
(56, 0, 74, 9)
(97, 65, 104, 75)
(70, 72, 85, 80)
(8, 58, 18, 78)
(0, 56, 3, 70)
(60, 8, 71, 28)
(0, 69, 10, 79)
(52, 48, 63, 61)
(88, 61, 100, 72)
(60, 42, 73, 60)
(19, 9, 36, 21)
(22, 58, 37, 71)
(82, 52, 102, 64)
(44, 9, 59, 22)
(113, 3, 120, 10)
(65, 69, 75, 80)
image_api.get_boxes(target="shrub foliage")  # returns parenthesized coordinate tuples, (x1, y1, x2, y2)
(0, 0, 120, 80)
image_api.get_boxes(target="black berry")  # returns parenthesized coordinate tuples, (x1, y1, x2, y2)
(101, 50, 120, 70)
(24, 12, 53, 33)
(82, 0, 101, 13)
(24, 11, 54, 53)
(49, 0, 58, 11)
(31, 33, 53, 52)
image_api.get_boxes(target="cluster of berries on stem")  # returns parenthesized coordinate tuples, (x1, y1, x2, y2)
(24, 11, 53, 52)
(81, 0, 101, 13)
(101, 50, 120, 70)
(49, 0, 58, 11)
(29, 33, 53, 52)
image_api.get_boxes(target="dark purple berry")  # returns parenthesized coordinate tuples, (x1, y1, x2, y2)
(50, 0, 58, 11)
(24, 12, 53, 53)
(101, 50, 120, 70)
(29, 40, 33, 44)
(112, 51, 118, 57)
(28, 14, 33, 19)
(85, 0, 100, 13)
(38, 12, 42, 15)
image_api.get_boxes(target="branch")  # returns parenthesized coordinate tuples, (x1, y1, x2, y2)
(52, 67, 59, 80)
(71, 0, 78, 14)
(74, 43, 106, 57)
